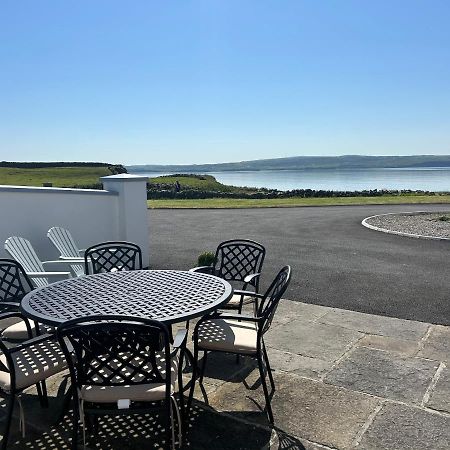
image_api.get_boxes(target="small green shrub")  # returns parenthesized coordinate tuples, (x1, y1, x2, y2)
(198, 251, 216, 266)
(436, 215, 450, 222)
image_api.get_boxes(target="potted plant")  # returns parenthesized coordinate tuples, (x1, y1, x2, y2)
(197, 251, 216, 267)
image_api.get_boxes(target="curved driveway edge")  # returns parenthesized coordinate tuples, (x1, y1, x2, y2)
(362, 211, 450, 241)
(150, 204, 450, 326)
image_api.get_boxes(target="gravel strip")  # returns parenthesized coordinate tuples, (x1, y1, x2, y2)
(364, 212, 450, 239)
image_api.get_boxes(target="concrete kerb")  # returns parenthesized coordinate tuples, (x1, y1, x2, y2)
(361, 211, 450, 241)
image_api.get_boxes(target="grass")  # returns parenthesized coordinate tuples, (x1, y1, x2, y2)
(435, 215, 450, 222)
(0, 166, 111, 187)
(148, 174, 241, 192)
(148, 195, 450, 209)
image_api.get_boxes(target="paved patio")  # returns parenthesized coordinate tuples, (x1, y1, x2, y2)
(1, 299, 449, 449)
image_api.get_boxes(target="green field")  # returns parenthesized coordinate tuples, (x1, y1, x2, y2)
(0, 166, 112, 187)
(148, 174, 241, 192)
(148, 195, 450, 209)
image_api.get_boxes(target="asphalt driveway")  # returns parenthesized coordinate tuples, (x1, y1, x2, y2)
(148, 204, 449, 325)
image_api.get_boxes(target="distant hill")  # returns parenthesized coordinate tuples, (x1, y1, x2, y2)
(128, 155, 450, 173)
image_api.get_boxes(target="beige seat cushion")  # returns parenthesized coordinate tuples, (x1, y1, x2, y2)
(80, 352, 180, 403)
(0, 338, 67, 391)
(2, 320, 37, 341)
(223, 294, 255, 308)
(197, 318, 258, 354)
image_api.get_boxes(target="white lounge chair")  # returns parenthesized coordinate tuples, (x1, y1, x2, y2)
(47, 227, 85, 277)
(4, 236, 81, 288)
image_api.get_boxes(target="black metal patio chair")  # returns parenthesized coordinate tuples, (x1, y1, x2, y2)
(0, 312, 67, 449)
(0, 259, 42, 341)
(188, 265, 291, 424)
(190, 239, 266, 313)
(84, 241, 143, 275)
(56, 316, 187, 449)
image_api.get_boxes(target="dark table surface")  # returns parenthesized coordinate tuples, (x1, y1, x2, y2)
(21, 270, 233, 326)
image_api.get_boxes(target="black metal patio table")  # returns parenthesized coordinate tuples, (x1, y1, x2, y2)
(21, 269, 233, 326)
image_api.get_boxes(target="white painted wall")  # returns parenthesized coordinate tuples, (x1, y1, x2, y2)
(0, 174, 149, 265)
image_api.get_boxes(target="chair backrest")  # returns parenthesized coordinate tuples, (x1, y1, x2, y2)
(47, 227, 80, 258)
(57, 316, 171, 392)
(4, 236, 48, 288)
(0, 259, 34, 307)
(214, 239, 266, 289)
(47, 227, 85, 277)
(257, 265, 292, 335)
(84, 241, 143, 275)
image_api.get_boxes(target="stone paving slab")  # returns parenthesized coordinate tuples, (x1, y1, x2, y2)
(426, 366, 450, 414)
(418, 324, 450, 362)
(271, 300, 328, 328)
(208, 372, 380, 449)
(355, 334, 421, 356)
(266, 319, 363, 361)
(357, 402, 450, 450)
(1, 299, 450, 450)
(318, 308, 430, 341)
(324, 347, 440, 405)
(267, 347, 332, 379)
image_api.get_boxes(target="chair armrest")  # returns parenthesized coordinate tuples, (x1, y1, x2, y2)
(0, 311, 33, 338)
(189, 266, 214, 274)
(9, 333, 55, 353)
(27, 271, 71, 279)
(233, 289, 264, 299)
(172, 329, 188, 349)
(243, 273, 261, 284)
(208, 313, 260, 323)
(0, 301, 20, 309)
(0, 311, 29, 322)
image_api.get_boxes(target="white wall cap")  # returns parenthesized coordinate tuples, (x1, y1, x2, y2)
(0, 185, 117, 196)
(101, 174, 148, 182)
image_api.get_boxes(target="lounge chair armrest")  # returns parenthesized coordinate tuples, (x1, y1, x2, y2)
(58, 256, 84, 262)
(27, 271, 71, 279)
(172, 329, 188, 349)
(43, 259, 83, 265)
(189, 266, 214, 274)
(243, 273, 261, 284)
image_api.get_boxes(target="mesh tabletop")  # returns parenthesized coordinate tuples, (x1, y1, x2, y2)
(21, 270, 233, 326)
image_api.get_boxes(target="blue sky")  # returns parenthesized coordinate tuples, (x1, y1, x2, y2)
(1, 1, 449, 165)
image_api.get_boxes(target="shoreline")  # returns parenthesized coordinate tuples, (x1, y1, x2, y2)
(147, 195, 450, 209)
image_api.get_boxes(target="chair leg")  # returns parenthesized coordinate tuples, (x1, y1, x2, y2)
(199, 351, 208, 384)
(165, 400, 173, 450)
(177, 350, 186, 440)
(257, 353, 274, 424)
(40, 380, 49, 407)
(263, 343, 275, 392)
(71, 391, 79, 450)
(1, 395, 14, 450)
(36, 382, 44, 406)
(186, 346, 198, 417)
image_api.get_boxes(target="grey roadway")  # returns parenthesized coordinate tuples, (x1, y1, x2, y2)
(148, 204, 450, 326)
